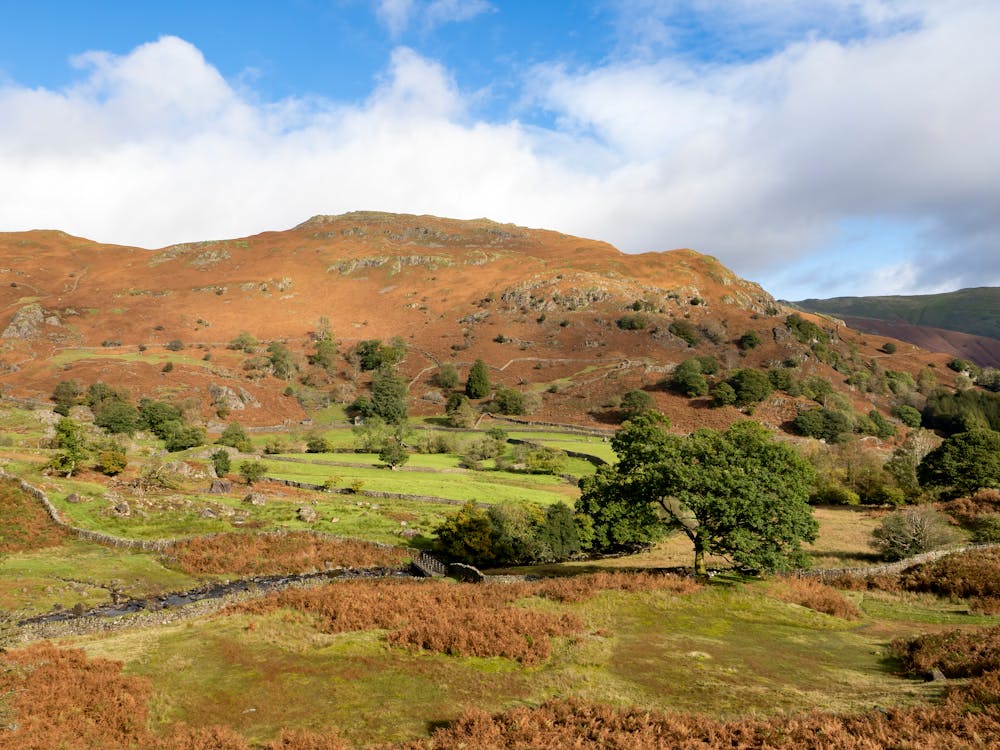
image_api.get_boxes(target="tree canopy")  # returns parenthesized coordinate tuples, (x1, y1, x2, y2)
(577, 413, 817, 575)
(918, 429, 1000, 496)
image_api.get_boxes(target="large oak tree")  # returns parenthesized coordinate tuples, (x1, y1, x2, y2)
(578, 413, 817, 575)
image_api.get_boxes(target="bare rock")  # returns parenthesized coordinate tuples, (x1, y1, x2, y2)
(208, 479, 232, 494)
(243, 492, 267, 506)
(209, 384, 260, 411)
(65, 493, 82, 504)
(2, 304, 44, 340)
(449, 562, 484, 582)
(297, 506, 318, 523)
(200, 508, 218, 519)
(112, 501, 131, 517)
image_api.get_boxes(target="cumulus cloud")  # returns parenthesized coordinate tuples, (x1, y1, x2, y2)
(0, 0, 998, 298)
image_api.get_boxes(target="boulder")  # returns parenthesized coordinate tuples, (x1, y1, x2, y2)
(112, 501, 131, 517)
(243, 492, 267, 506)
(297, 506, 318, 523)
(208, 479, 232, 494)
(1, 304, 44, 340)
(200, 508, 218, 519)
(65, 493, 82, 504)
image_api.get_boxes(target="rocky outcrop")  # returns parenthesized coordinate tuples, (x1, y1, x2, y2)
(2, 303, 45, 340)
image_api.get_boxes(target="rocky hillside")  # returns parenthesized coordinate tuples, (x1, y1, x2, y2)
(0, 212, 958, 432)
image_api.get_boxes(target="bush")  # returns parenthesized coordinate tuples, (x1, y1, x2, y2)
(305, 434, 332, 453)
(738, 331, 761, 350)
(161, 362, 173, 373)
(893, 404, 922, 428)
(163, 423, 205, 452)
(217, 423, 252, 453)
(671, 358, 708, 397)
(616, 313, 650, 330)
(238, 460, 267, 485)
(794, 407, 851, 443)
(490, 387, 526, 415)
(667, 319, 699, 346)
(93, 400, 140, 436)
(881, 342, 897, 354)
(871, 506, 962, 561)
(95, 448, 127, 476)
(434, 362, 459, 389)
(770, 578, 860, 619)
(726, 369, 773, 407)
(710, 382, 736, 407)
(809, 483, 860, 506)
(164, 339, 184, 351)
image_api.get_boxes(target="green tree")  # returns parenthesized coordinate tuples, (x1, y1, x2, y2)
(918, 429, 1000, 496)
(726, 369, 774, 407)
(138, 399, 183, 438)
(541, 502, 585, 560)
(93, 400, 140, 436)
(578, 413, 817, 575)
(490, 387, 525, 415)
(164, 423, 205, 452)
(620, 389, 654, 417)
(47, 417, 88, 477)
(217, 422, 252, 452)
(95, 447, 128, 476)
(671, 359, 709, 397)
(435, 362, 460, 389)
(239, 460, 268, 485)
(353, 339, 385, 371)
(378, 438, 409, 469)
(210, 449, 231, 476)
(710, 382, 737, 407)
(794, 407, 852, 443)
(893, 404, 923, 428)
(371, 366, 408, 424)
(466, 359, 491, 399)
(434, 501, 494, 563)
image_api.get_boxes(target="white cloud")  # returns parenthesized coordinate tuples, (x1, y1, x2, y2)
(0, 1, 998, 298)
(373, 0, 492, 37)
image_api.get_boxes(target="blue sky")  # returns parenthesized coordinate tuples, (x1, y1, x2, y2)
(1, 1, 997, 300)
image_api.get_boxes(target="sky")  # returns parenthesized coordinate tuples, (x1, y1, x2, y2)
(0, 1, 997, 300)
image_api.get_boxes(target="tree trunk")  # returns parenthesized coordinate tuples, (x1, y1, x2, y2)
(693, 540, 708, 577)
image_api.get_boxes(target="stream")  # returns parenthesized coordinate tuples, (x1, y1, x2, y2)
(20, 566, 412, 626)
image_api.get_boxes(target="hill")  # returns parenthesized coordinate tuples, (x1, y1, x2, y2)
(0, 212, 956, 432)
(792, 288, 1000, 367)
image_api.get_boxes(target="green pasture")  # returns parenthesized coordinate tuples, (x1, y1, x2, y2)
(71, 580, 974, 746)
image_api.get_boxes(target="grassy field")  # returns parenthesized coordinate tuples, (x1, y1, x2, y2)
(67, 580, 969, 746)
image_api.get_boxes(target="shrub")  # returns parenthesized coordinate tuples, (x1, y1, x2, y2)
(434, 362, 459, 389)
(871, 506, 962, 561)
(726, 368, 773, 407)
(771, 578, 860, 619)
(217, 422, 252, 452)
(785, 313, 828, 345)
(881, 342, 897, 354)
(667, 319, 699, 346)
(710, 382, 737, 407)
(165, 339, 184, 351)
(616, 313, 650, 330)
(378, 439, 409, 468)
(161, 361, 174, 373)
(238, 460, 267, 485)
(490, 387, 526, 415)
(893, 404, 922, 428)
(305, 434, 332, 453)
(163, 423, 205, 452)
(738, 331, 761, 350)
(94, 448, 127, 476)
(93, 400, 140, 436)
(809, 483, 860, 506)
(228, 331, 258, 352)
(671, 358, 709, 397)
(794, 407, 851, 443)
(891, 624, 1000, 678)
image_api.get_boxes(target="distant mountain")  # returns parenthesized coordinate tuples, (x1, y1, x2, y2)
(791, 287, 1000, 368)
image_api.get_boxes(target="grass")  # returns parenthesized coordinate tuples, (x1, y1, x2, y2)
(0, 539, 198, 615)
(70, 581, 952, 745)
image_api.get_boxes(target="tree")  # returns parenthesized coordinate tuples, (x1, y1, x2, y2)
(210, 449, 231, 476)
(46, 417, 88, 477)
(217, 422, 252, 452)
(490, 387, 525, 415)
(305, 433, 332, 453)
(434, 501, 494, 563)
(94, 400, 140, 436)
(95, 447, 127, 476)
(541, 502, 584, 560)
(871, 506, 961, 561)
(918, 429, 1000, 496)
(726, 369, 774, 407)
(378, 438, 409, 469)
(466, 359, 491, 399)
(671, 359, 709, 397)
(309, 334, 338, 373)
(51, 379, 83, 416)
(578, 413, 817, 575)
(794, 407, 851, 443)
(239, 460, 267, 485)
(267, 341, 296, 379)
(738, 331, 761, 350)
(371, 366, 408, 424)
(620, 389, 654, 418)
(445, 393, 477, 428)
(163, 423, 205, 452)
